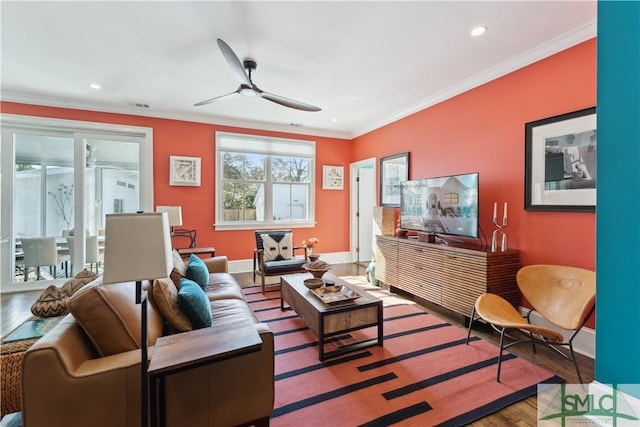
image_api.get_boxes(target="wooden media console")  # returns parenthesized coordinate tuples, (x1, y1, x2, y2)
(375, 235, 520, 318)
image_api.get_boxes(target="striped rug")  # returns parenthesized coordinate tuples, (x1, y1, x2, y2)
(245, 278, 563, 427)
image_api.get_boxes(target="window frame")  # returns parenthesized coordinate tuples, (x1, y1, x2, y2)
(1, 114, 153, 291)
(214, 131, 316, 230)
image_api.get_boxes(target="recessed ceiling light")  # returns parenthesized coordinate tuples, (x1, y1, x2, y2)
(89, 83, 101, 90)
(331, 118, 339, 122)
(470, 26, 487, 37)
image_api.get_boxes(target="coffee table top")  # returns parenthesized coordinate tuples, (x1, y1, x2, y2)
(281, 272, 380, 312)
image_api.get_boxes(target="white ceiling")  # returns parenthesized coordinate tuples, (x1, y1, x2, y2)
(1, 1, 597, 140)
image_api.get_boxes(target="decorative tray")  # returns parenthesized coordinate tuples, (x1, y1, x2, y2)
(310, 286, 361, 305)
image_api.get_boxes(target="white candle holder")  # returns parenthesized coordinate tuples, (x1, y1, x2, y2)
(491, 203, 508, 252)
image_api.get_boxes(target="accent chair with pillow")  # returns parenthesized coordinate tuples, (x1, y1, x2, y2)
(253, 229, 307, 293)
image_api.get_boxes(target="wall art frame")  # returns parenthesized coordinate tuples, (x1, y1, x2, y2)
(380, 152, 409, 207)
(169, 155, 201, 187)
(322, 165, 344, 190)
(525, 107, 596, 212)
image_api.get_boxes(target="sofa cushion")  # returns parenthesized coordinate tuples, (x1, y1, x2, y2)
(178, 278, 212, 329)
(186, 254, 209, 290)
(61, 269, 98, 297)
(31, 285, 69, 317)
(153, 278, 192, 332)
(68, 280, 165, 356)
(260, 232, 293, 261)
(205, 273, 247, 301)
(209, 298, 260, 326)
(170, 249, 188, 288)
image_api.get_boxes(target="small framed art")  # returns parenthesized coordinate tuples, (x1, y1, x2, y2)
(322, 165, 344, 190)
(169, 156, 201, 187)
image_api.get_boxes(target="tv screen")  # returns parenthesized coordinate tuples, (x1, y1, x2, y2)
(400, 172, 479, 239)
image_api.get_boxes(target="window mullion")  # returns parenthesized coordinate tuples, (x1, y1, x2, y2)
(264, 156, 273, 222)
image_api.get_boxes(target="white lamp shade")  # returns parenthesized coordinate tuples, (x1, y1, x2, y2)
(156, 206, 182, 227)
(103, 212, 173, 284)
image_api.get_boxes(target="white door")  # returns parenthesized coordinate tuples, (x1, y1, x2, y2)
(350, 158, 376, 264)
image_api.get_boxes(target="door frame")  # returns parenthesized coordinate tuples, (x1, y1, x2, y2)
(349, 157, 376, 264)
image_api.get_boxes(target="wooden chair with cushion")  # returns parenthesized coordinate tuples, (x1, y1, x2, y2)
(253, 229, 308, 294)
(465, 264, 595, 382)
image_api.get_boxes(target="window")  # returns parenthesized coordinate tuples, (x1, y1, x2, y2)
(444, 193, 459, 204)
(215, 132, 315, 230)
(1, 114, 153, 289)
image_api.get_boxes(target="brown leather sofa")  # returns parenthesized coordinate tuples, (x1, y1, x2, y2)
(21, 255, 274, 427)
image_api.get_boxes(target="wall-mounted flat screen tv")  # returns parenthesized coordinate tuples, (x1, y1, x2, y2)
(400, 172, 479, 239)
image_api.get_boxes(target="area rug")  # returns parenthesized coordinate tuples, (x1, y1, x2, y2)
(245, 278, 563, 427)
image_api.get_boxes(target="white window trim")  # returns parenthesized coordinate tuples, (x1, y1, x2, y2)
(214, 131, 316, 231)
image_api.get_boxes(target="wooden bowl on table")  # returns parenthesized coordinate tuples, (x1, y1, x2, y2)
(303, 278, 324, 289)
(303, 260, 332, 279)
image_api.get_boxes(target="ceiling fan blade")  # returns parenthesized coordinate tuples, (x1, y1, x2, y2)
(217, 39, 251, 87)
(258, 89, 321, 112)
(193, 90, 239, 107)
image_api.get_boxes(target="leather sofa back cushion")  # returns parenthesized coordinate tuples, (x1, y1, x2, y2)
(68, 280, 165, 356)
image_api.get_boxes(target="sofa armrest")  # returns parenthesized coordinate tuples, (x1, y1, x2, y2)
(203, 255, 228, 273)
(22, 317, 143, 427)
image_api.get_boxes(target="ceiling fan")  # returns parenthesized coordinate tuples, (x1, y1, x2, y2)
(194, 39, 321, 112)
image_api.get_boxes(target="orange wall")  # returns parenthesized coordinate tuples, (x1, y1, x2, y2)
(352, 39, 596, 326)
(1, 102, 352, 260)
(2, 39, 596, 325)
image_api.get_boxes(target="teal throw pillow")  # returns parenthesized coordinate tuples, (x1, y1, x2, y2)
(177, 278, 212, 329)
(186, 253, 209, 290)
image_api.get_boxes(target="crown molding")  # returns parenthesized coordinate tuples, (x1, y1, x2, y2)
(353, 20, 597, 139)
(0, 93, 352, 140)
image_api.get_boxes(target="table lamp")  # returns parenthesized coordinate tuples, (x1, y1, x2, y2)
(103, 212, 173, 427)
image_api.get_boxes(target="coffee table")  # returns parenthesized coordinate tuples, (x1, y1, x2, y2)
(280, 273, 383, 361)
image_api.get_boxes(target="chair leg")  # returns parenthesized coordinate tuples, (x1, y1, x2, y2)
(496, 328, 507, 382)
(465, 305, 477, 344)
(568, 335, 584, 383)
(528, 331, 537, 353)
(261, 273, 266, 294)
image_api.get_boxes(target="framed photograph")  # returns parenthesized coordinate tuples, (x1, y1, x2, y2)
(525, 107, 596, 211)
(380, 152, 409, 207)
(169, 156, 201, 187)
(322, 165, 344, 190)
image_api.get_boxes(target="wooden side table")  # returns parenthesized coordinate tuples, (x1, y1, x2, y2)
(177, 246, 216, 259)
(148, 325, 262, 427)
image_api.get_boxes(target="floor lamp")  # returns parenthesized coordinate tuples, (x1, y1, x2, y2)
(103, 212, 173, 427)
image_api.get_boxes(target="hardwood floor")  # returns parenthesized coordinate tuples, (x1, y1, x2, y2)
(1, 263, 594, 425)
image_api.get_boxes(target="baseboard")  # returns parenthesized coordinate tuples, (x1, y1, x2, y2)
(519, 306, 595, 359)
